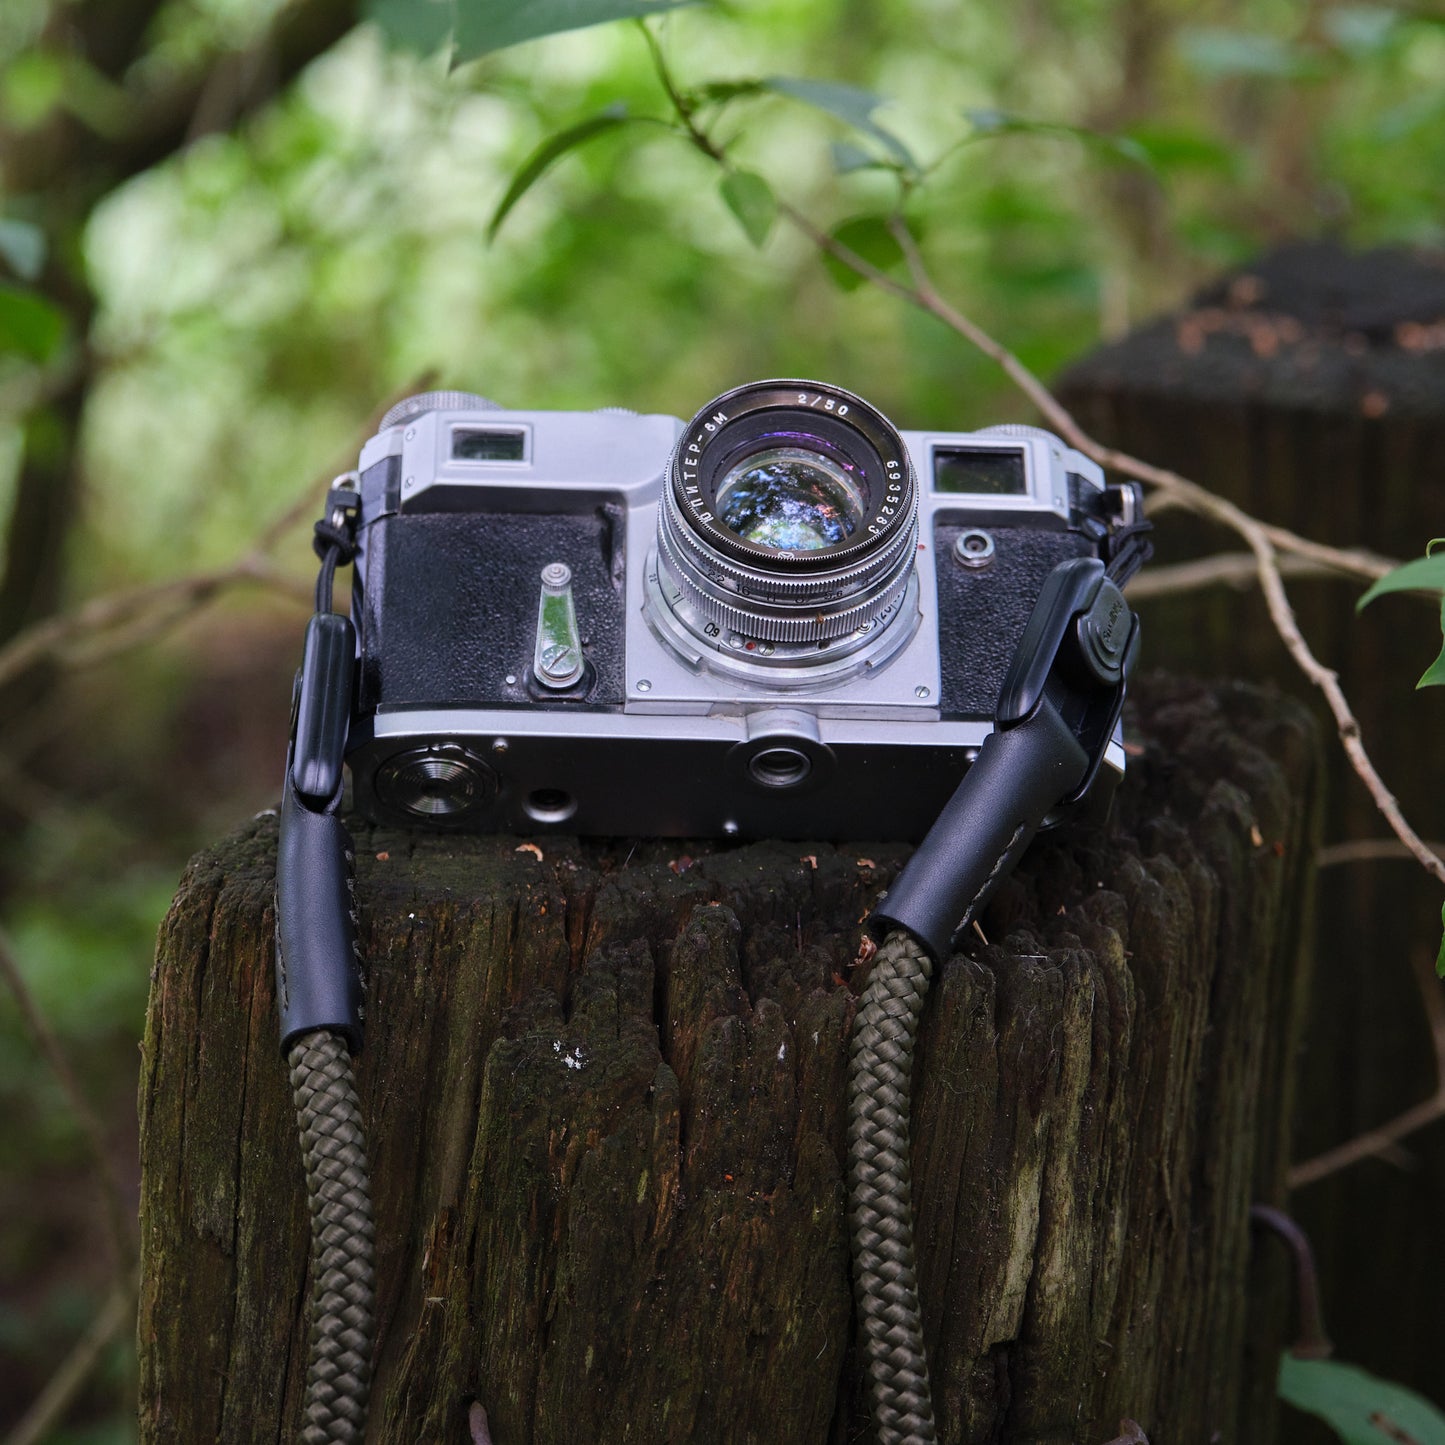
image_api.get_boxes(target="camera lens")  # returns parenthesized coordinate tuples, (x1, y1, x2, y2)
(715, 447, 867, 551)
(652, 380, 919, 661)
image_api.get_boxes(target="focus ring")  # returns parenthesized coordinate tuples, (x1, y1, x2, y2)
(659, 476, 919, 605)
(657, 507, 918, 642)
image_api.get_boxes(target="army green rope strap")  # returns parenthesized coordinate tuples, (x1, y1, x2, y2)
(287, 1029, 376, 1444)
(847, 928, 938, 1445)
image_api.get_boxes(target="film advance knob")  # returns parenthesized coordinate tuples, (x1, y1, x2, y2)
(380, 391, 502, 429)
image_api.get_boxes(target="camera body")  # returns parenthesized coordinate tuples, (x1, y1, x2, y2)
(340, 380, 1133, 840)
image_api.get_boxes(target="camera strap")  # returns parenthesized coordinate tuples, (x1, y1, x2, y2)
(274, 478, 376, 1445)
(850, 554, 1141, 1445)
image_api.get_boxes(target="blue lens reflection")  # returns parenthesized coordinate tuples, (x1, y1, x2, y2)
(715, 442, 866, 551)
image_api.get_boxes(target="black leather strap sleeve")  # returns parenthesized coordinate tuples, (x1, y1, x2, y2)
(275, 781, 363, 1053)
(870, 702, 1090, 964)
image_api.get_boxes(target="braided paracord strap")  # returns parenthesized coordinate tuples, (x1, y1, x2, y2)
(848, 929, 938, 1445)
(287, 1029, 376, 1445)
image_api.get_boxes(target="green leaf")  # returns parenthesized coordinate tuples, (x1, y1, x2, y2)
(366, 0, 456, 54)
(454, 0, 700, 62)
(692, 78, 766, 108)
(1278, 1354, 1445, 1443)
(763, 76, 916, 172)
(963, 108, 1154, 170)
(0, 219, 45, 282)
(1357, 551, 1445, 610)
(487, 104, 633, 240)
(0, 284, 64, 362)
(1, 50, 66, 128)
(1123, 123, 1240, 176)
(1178, 27, 1323, 80)
(831, 140, 882, 174)
(718, 171, 775, 248)
(820, 216, 906, 292)
(1418, 598, 1445, 689)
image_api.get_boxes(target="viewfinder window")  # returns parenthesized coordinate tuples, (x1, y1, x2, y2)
(452, 427, 527, 462)
(932, 447, 1027, 495)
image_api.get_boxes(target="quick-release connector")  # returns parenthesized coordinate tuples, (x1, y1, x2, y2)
(275, 611, 364, 1054)
(871, 558, 1139, 963)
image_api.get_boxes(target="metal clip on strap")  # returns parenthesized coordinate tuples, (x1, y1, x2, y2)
(872, 557, 1140, 963)
(275, 611, 364, 1053)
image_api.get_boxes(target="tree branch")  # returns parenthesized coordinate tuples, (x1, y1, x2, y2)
(1125, 551, 1376, 600)
(1, 1270, 138, 1445)
(0, 555, 308, 692)
(1318, 839, 1445, 869)
(752, 185, 1442, 884)
(869, 213, 1444, 886)
(0, 928, 136, 1273)
(1, 0, 362, 196)
(1289, 949, 1445, 1188)
(0, 379, 428, 692)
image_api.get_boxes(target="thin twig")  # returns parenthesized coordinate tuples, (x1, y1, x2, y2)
(1248, 1205, 1333, 1358)
(1126, 551, 1361, 600)
(0, 377, 431, 692)
(1318, 839, 1445, 869)
(0, 555, 306, 691)
(2, 1270, 138, 1445)
(0, 927, 136, 1270)
(879, 217, 1398, 585)
(1289, 949, 1445, 1188)
(1244, 522, 1445, 886)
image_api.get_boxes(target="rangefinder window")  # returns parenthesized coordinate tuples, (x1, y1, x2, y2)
(452, 427, 528, 462)
(932, 446, 1027, 496)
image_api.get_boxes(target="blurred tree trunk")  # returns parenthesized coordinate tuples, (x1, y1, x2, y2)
(138, 675, 1320, 1443)
(0, 0, 361, 648)
(1057, 242, 1445, 1429)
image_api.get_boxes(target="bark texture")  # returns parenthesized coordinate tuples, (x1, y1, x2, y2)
(1057, 243, 1445, 1416)
(138, 676, 1320, 1444)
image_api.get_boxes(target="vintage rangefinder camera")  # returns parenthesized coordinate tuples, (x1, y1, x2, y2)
(336, 378, 1137, 840)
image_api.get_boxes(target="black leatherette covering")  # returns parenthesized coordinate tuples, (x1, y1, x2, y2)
(933, 521, 1096, 720)
(357, 509, 627, 710)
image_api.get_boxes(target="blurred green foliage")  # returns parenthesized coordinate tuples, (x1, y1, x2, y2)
(3, 0, 1445, 1437)
(32, 0, 1444, 585)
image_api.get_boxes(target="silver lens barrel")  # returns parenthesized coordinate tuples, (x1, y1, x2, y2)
(652, 379, 919, 648)
(657, 480, 917, 641)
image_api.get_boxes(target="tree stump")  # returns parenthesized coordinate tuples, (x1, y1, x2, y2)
(138, 676, 1320, 1444)
(1056, 244, 1445, 1410)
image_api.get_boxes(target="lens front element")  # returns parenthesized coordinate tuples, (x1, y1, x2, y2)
(716, 446, 866, 551)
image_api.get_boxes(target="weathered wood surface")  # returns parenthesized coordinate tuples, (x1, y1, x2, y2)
(1057, 243, 1445, 1412)
(138, 676, 1320, 1444)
